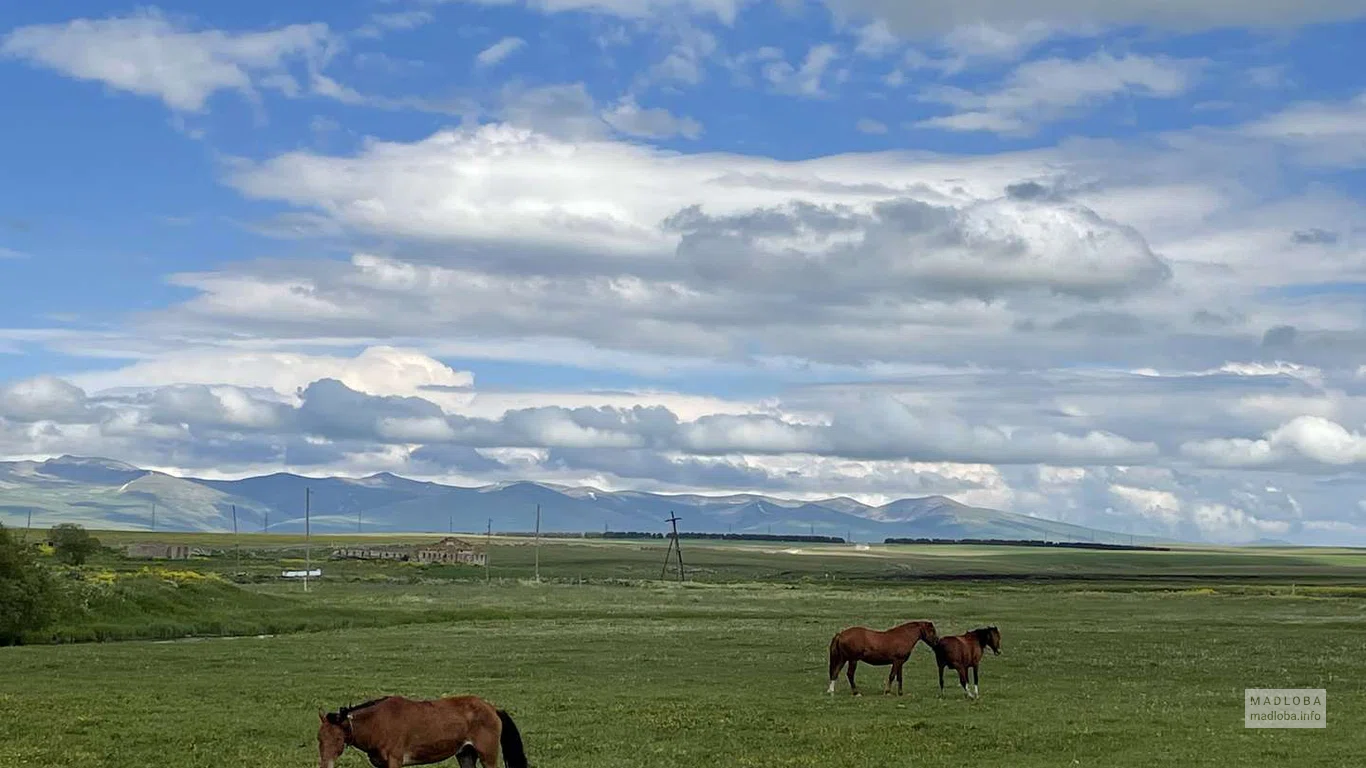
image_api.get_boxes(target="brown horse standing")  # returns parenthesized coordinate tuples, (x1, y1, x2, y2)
(826, 620, 938, 696)
(933, 626, 1002, 699)
(317, 694, 528, 768)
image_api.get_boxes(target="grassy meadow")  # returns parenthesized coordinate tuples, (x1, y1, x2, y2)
(2, 533, 1364, 766)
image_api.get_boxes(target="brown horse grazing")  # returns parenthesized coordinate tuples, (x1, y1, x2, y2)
(827, 620, 938, 696)
(317, 695, 528, 768)
(932, 626, 1002, 699)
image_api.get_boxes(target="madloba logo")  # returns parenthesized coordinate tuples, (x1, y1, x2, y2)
(1245, 689, 1326, 729)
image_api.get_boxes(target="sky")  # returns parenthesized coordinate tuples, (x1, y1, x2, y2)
(2, 1, 1366, 545)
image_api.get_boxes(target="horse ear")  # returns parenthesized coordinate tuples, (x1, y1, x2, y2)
(318, 710, 327, 723)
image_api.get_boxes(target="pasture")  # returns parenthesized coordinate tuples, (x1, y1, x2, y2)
(1, 535, 1364, 766)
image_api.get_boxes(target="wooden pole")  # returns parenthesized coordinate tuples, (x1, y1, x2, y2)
(304, 487, 311, 593)
(232, 505, 240, 572)
(151, 503, 156, 532)
(26, 508, 32, 541)
(534, 504, 541, 583)
(486, 517, 492, 585)
(660, 532, 675, 580)
(662, 512, 684, 582)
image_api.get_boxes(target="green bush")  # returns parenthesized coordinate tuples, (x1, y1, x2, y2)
(48, 523, 101, 566)
(0, 523, 62, 644)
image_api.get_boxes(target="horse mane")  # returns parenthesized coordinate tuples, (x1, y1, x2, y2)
(970, 626, 996, 643)
(327, 696, 392, 724)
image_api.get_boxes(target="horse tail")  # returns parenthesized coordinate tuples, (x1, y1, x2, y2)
(828, 633, 842, 679)
(496, 709, 529, 768)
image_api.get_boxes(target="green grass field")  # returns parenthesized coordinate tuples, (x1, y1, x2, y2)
(2, 534, 1364, 766)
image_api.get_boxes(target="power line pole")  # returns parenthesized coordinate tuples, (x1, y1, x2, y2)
(151, 503, 156, 532)
(357, 507, 362, 534)
(660, 512, 684, 582)
(534, 504, 541, 583)
(232, 504, 240, 572)
(26, 508, 32, 541)
(486, 517, 492, 586)
(304, 487, 311, 593)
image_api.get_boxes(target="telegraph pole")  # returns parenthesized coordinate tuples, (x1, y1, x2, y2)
(304, 487, 311, 593)
(151, 503, 156, 532)
(357, 508, 362, 534)
(534, 504, 541, 583)
(660, 512, 684, 582)
(232, 504, 240, 572)
(485, 517, 492, 585)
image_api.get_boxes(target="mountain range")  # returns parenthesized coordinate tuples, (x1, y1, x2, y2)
(0, 455, 1167, 544)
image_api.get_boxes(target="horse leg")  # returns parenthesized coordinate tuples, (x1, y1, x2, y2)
(883, 665, 895, 695)
(828, 653, 844, 695)
(957, 666, 971, 698)
(456, 742, 480, 768)
(937, 662, 945, 696)
(895, 660, 905, 696)
(846, 659, 860, 696)
(971, 664, 980, 698)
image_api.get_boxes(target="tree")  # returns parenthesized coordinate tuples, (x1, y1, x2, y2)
(48, 523, 101, 566)
(0, 523, 59, 644)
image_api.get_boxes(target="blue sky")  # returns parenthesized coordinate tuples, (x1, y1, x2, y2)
(3, 0, 1366, 544)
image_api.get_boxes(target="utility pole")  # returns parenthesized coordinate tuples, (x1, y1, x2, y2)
(534, 504, 541, 583)
(26, 508, 32, 541)
(304, 487, 311, 593)
(357, 508, 362, 534)
(660, 512, 685, 582)
(151, 503, 156, 532)
(486, 517, 492, 585)
(232, 504, 240, 572)
(264, 508, 269, 534)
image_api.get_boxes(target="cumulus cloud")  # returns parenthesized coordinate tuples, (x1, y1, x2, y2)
(1182, 416, 1366, 469)
(1, 9, 333, 111)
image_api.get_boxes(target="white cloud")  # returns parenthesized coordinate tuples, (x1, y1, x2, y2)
(1, 9, 333, 112)
(475, 36, 527, 68)
(917, 52, 1200, 134)
(855, 118, 888, 134)
(1182, 416, 1366, 469)
(853, 20, 898, 57)
(441, 0, 750, 24)
(821, 0, 1366, 37)
(601, 97, 703, 139)
(761, 43, 840, 98)
(1241, 92, 1366, 167)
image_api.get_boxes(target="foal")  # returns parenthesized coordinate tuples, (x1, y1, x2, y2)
(827, 620, 939, 696)
(317, 694, 528, 768)
(932, 626, 1001, 699)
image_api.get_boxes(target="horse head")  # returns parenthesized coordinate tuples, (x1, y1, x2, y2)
(317, 710, 350, 768)
(920, 621, 940, 647)
(979, 626, 1002, 655)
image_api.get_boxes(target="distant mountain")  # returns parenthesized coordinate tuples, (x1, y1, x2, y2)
(0, 455, 1169, 544)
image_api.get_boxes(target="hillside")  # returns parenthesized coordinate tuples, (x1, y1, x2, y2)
(0, 455, 1167, 544)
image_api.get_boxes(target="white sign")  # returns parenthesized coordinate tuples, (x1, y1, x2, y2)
(281, 569, 322, 578)
(1245, 689, 1326, 728)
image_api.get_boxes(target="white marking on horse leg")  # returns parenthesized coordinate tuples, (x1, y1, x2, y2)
(973, 684, 979, 697)
(826, 680, 835, 694)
